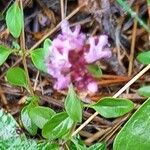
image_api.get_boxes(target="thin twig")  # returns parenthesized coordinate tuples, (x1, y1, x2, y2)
(33, 71, 40, 91)
(60, 0, 65, 20)
(0, 87, 9, 111)
(128, 6, 138, 76)
(85, 127, 111, 145)
(20, 0, 34, 96)
(126, 6, 138, 93)
(117, 0, 150, 33)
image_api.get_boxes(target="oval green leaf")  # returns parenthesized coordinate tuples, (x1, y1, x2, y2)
(87, 64, 102, 77)
(65, 85, 82, 123)
(0, 45, 13, 65)
(6, 2, 23, 38)
(6, 67, 28, 89)
(30, 48, 47, 72)
(21, 102, 38, 136)
(138, 86, 150, 97)
(137, 51, 150, 64)
(91, 97, 134, 118)
(113, 98, 150, 150)
(42, 112, 73, 140)
(29, 106, 56, 129)
(43, 38, 52, 55)
(37, 143, 59, 150)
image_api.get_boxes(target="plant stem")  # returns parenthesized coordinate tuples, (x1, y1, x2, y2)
(117, 0, 150, 33)
(19, 0, 34, 96)
(69, 122, 77, 137)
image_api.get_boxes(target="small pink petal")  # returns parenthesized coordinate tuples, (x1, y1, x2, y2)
(87, 82, 98, 93)
(54, 75, 70, 90)
(97, 35, 108, 48)
(73, 24, 81, 37)
(61, 20, 72, 35)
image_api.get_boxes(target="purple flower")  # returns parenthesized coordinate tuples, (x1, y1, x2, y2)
(84, 35, 112, 63)
(45, 20, 112, 93)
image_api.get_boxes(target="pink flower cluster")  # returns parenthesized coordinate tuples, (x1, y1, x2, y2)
(45, 20, 111, 93)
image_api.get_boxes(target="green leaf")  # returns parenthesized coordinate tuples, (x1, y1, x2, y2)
(0, 109, 26, 141)
(70, 142, 86, 150)
(87, 64, 102, 77)
(37, 142, 59, 150)
(6, 2, 23, 38)
(43, 38, 52, 55)
(91, 97, 134, 118)
(0, 107, 55, 150)
(138, 86, 150, 97)
(148, 0, 150, 6)
(70, 136, 87, 150)
(0, 45, 13, 65)
(30, 39, 51, 72)
(65, 85, 82, 122)
(137, 51, 150, 64)
(30, 48, 47, 72)
(29, 106, 56, 129)
(21, 100, 38, 135)
(42, 112, 73, 140)
(88, 143, 106, 150)
(0, 139, 36, 150)
(113, 98, 150, 150)
(1, 138, 59, 150)
(6, 67, 28, 89)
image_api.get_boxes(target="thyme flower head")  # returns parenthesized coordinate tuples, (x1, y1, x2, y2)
(46, 20, 111, 93)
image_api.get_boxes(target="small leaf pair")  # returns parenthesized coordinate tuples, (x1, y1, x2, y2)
(21, 96, 56, 135)
(42, 85, 82, 140)
(137, 51, 150, 97)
